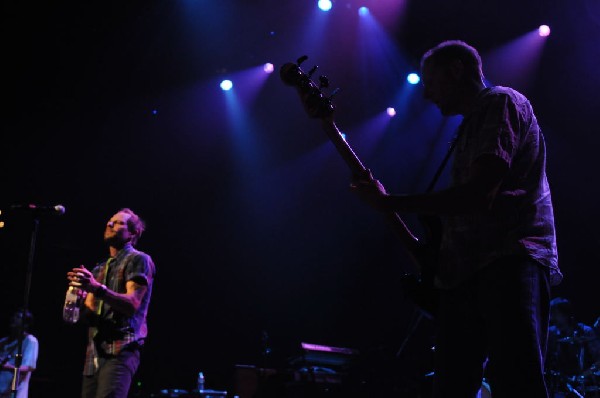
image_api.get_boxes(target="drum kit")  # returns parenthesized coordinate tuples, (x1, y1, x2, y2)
(150, 389, 228, 398)
(546, 368, 600, 398)
(546, 335, 600, 398)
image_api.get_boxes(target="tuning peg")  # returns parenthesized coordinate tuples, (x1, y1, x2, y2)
(307, 65, 318, 78)
(297, 55, 308, 66)
(318, 75, 329, 89)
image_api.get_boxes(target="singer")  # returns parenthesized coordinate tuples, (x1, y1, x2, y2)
(66, 208, 156, 398)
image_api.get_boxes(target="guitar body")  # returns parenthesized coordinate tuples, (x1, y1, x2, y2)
(402, 215, 443, 318)
(281, 59, 442, 319)
(418, 214, 443, 278)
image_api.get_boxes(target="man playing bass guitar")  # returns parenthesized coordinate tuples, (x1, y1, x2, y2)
(351, 40, 562, 398)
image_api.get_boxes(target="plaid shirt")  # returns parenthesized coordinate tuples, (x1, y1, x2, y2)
(436, 86, 561, 289)
(83, 244, 155, 375)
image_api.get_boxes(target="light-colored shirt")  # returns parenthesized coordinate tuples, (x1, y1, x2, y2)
(0, 334, 39, 398)
(436, 86, 562, 289)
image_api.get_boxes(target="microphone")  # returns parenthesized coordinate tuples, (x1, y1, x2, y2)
(9, 204, 66, 215)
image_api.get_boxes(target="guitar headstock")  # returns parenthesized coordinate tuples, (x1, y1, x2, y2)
(280, 55, 339, 119)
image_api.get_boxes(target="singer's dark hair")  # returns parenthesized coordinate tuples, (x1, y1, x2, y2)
(119, 208, 146, 246)
(421, 40, 484, 81)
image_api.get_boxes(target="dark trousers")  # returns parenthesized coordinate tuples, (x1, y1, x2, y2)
(81, 347, 141, 398)
(432, 256, 551, 398)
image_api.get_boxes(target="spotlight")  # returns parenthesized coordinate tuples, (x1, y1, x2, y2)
(407, 73, 420, 85)
(318, 0, 332, 12)
(538, 25, 551, 37)
(220, 80, 233, 91)
(263, 63, 274, 74)
(386, 107, 396, 117)
(358, 7, 369, 16)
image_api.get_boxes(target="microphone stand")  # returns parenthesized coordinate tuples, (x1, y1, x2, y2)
(10, 215, 40, 398)
(396, 309, 424, 358)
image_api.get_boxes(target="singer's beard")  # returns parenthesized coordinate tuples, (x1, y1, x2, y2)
(104, 234, 128, 249)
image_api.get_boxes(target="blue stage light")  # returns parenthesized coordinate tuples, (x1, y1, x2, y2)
(358, 7, 369, 16)
(220, 80, 233, 91)
(407, 73, 420, 84)
(318, 0, 332, 12)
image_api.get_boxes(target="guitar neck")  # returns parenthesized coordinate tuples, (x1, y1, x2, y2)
(320, 119, 366, 178)
(321, 120, 422, 273)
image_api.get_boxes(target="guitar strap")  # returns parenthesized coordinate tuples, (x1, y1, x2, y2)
(425, 120, 465, 193)
(397, 122, 466, 356)
(427, 86, 492, 192)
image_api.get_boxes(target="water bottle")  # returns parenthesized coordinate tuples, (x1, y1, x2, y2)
(197, 371, 205, 392)
(63, 286, 82, 323)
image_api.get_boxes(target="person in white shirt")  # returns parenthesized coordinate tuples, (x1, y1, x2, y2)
(0, 309, 39, 398)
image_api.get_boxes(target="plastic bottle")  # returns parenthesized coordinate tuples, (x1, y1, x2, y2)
(63, 286, 82, 323)
(197, 371, 205, 392)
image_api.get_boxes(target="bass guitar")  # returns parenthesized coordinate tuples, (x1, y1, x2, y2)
(280, 57, 441, 318)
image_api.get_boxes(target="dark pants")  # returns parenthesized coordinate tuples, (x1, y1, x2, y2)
(81, 346, 141, 398)
(432, 256, 551, 398)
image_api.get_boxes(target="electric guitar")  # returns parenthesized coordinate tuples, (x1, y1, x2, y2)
(280, 57, 441, 318)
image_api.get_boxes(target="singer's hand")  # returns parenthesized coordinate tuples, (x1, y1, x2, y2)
(350, 169, 389, 212)
(67, 266, 101, 293)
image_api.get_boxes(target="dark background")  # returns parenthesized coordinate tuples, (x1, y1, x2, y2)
(1, 0, 599, 396)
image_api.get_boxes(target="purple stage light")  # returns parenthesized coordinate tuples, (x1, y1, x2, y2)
(263, 63, 274, 74)
(387, 107, 396, 117)
(538, 25, 551, 37)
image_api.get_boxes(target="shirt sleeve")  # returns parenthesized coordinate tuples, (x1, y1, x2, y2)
(125, 253, 155, 287)
(21, 335, 38, 369)
(471, 93, 520, 167)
